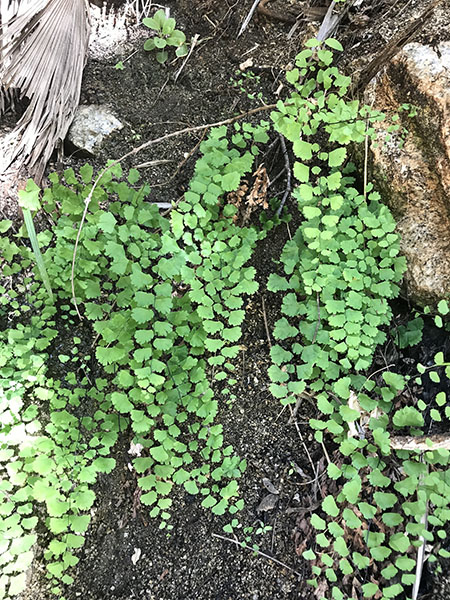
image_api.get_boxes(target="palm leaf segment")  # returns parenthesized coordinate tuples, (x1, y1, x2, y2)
(0, 0, 91, 181)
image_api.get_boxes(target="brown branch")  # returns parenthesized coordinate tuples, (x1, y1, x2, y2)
(276, 134, 291, 217)
(351, 0, 443, 96)
(390, 433, 450, 451)
(151, 128, 207, 189)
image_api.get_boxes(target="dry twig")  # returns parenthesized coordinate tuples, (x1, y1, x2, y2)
(317, 0, 356, 41)
(289, 405, 319, 483)
(238, 0, 262, 37)
(276, 134, 291, 217)
(412, 460, 428, 600)
(151, 130, 207, 189)
(212, 532, 302, 577)
(261, 296, 272, 349)
(174, 33, 199, 82)
(390, 433, 450, 451)
(351, 0, 443, 95)
(316, 0, 338, 41)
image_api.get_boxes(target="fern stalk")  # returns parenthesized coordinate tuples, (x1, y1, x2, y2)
(22, 208, 54, 301)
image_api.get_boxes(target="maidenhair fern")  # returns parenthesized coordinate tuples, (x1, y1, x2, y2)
(0, 121, 269, 597)
(265, 39, 450, 600)
(268, 39, 406, 402)
(2, 35, 450, 600)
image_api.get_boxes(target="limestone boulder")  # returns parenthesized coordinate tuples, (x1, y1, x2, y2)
(368, 42, 450, 306)
(66, 104, 123, 156)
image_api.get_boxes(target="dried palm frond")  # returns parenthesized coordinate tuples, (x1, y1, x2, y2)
(0, 0, 91, 182)
(0, 1, 19, 114)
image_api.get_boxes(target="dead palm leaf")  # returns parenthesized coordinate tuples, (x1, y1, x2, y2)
(0, 0, 91, 182)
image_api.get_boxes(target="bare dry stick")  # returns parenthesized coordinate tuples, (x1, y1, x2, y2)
(363, 118, 369, 202)
(390, 433, 450, 451)
(174, 33, 199, 83)
(212, 532, 302, 577)
(316, 1, 338, 41)
(261, 296, 272, 349)
(267, 166, 286, 189)
(363, 95, 376, 202)
(289, 405, 319, 482)
(412, 508, 427, 600)
(70, 103, 278, 317)
(238, 0, 262, 37)
(151, 128, 207, 189)
(320, 441, 331, 465)
(132, 159, 173, 169)
(316, 0, 356, 42)
(350, 0, 443, 95)
(276, 134, 291, 217)
(287, 393, 305, 424)
(412, 462, 428, 600)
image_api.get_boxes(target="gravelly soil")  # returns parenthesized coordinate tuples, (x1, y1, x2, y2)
(5, 0, 450, 599)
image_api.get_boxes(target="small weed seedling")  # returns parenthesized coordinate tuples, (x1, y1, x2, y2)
(222, 518, 273, 556)
(230, 69, 265, 103)
(143, 9, 188, 64)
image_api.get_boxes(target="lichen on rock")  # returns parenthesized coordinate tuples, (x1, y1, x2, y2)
(369, 41, 450, 307)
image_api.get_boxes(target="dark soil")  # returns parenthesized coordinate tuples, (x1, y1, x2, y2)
(5, 0, 450, 599)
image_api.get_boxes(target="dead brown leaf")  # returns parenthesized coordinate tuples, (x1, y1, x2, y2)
(224, 164, 269, 226)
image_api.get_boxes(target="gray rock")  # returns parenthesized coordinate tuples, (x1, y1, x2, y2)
(368, 42, 450, 306)
(67, 104, 123, 156)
